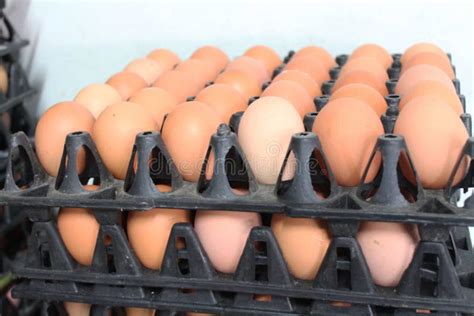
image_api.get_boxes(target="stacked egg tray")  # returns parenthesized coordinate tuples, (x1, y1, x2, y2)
(2, 51, 474, 315)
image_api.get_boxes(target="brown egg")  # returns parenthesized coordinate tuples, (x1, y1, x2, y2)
(272, 214, 331, 280)
(64, 302, 91, 316)
(399, 81, 462, 115)
(147, 48, 181, 71)
(261, 80, 314, 118)
(226, 56, 269, 85)
(329, 83, 387, 117)
(293, 46, 337, 71)
(350, 43, 393, 69)
(124, 58, 164, 85)
(194, 84, 247, 123)
(285, 56, 330, 85)
(357, 222, 419, 287)
(395, 64, 455, 96)
(340, 57, 389, 83)
(161, 101, 223, 182)
(214, 69, 262, 101)
(0, 63, 8, 95)
(153, 70, 200, 102)
(244, 45, 282, 75)
(35, 102, 95, 176)
(128, 185, 191, 270)
(106, 72, 148, 100)
(92, 102, 158, 179)
(58, 185, 99, 266)
(175, 58, 217, 88)
(312, 98, 384, 186)
(273, 70, 321, 98)
(333, 69, 388, 96)
(191, 45, 229, 75)
(74, 83, 122, 118)
(394, 97, 469, 189)
(401, 42, 447, 64)
(401, 52, 454, 79)
(126, 308, 155, 316)
(129, 87, 179, 129)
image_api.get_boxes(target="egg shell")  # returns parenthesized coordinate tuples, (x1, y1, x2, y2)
(106, 71, 148, 100)
(238, 96, 304, 185)
(191, 45, 229, 75)
(147, 48, 181, 71)
(214, 69, 262, 101)
(130, 87, 179, 129)
(92, 102, 158, 179)
(161, 101, 223, 182)
(176, 58, 217, 88)
(312, 98, 384, 187)
(395, 64, 455, 96)
(394, 97, 469, 189)
(153, 70, 200, 102)
(350, 44, 393, 69)
(35, 101, 95, 176)
(293, 46, 336, 71)
(194, 210, 262, 273)
(226, 56, 269, 85)
(401, 42, 447, 64)
(357, 222, 419, 287)
(340, 57, 389, 83)
(74, 83, 122, 118)
(333, 69, 388, 96)
(126, 308, 155, 316)
(273, 70, 321, 98)
(285, 56, 330, 85)
(401, 52, 454, 80)
(0, 63, 8, 94)
(194, 83, 247, 123)
(261, 80, 314, 118)
(64, 302, 91, 316)
(399, 80, 463, 115)
(124, 58, 164, 85)
(272, 214, 331, 280)
(244, 45, 282, 75)
(329, 83, 387, 117)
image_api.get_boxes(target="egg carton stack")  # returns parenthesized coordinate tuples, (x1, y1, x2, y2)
(1, 43, 474, 316)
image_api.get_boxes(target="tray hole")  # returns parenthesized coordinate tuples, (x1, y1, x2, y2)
(225, 147, 250, 193)
(459, 272, 474, 289)
(254, 240, 267, 257)
(105, 234, 117, 273)
(420, 253, 439, 297)
(337, 247, 351, 261)
(255, 264, 269, 282)
(312, 149, 331, 198)
(178, 258, 190, 276)
(10, 145, 34, 189)
(252, 294, 272, 302)
(148, 146, 172, 187)
(454, 237, 469, 251)
(39, 243, 51, 268)
(179, 288, 196, 294)
(176, 236, 187, 250)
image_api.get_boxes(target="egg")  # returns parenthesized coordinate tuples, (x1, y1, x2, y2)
(261, 80, 314, 118)
(340, 57, 389, 83)
(124, 58, 164, 85)
(175, 58, 217, 88)
(399, 80, 463, 115)
(0, 63, 8, 95)
(238, 96, 304, 184)
(401, 42, 447, 64)
(329, 83, 387, 117)
(126, 308, 155, 316)
(214, 69, 261, 101)
(293, 46, 337, 71)
(272, 214, 331, 280)
(194, 210, 261, 273)
(273, 70, 321, 98)
(153, 70, 200, 102)
(74, 83, 122, 118)
(333, 69, 388, 96)
(128, 185, 191, 270)
(194, 84, 247, 123)
(401, 52, 454, 79)
(285, 56, 330, 85)
(244, 45, 282, 75)
(357, 222, 419, 287)
(394, 97, 469, 189)
(63, 302, 91, 316)
(395, 64, 455, 96)
(147, 48, 181, 71)
(312, 98, 384, 186)
(35, 101, 95, 176)
(58, 185, 99, 266)
(191, 45, 229, 75)
(129, 87, 179, 129)
(161, 101, 222, 182)
(92, 102, 158, 179)
(349, 44, 393, 69)
(106, 72, 148, 100)
(226, 56, 269, 85)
